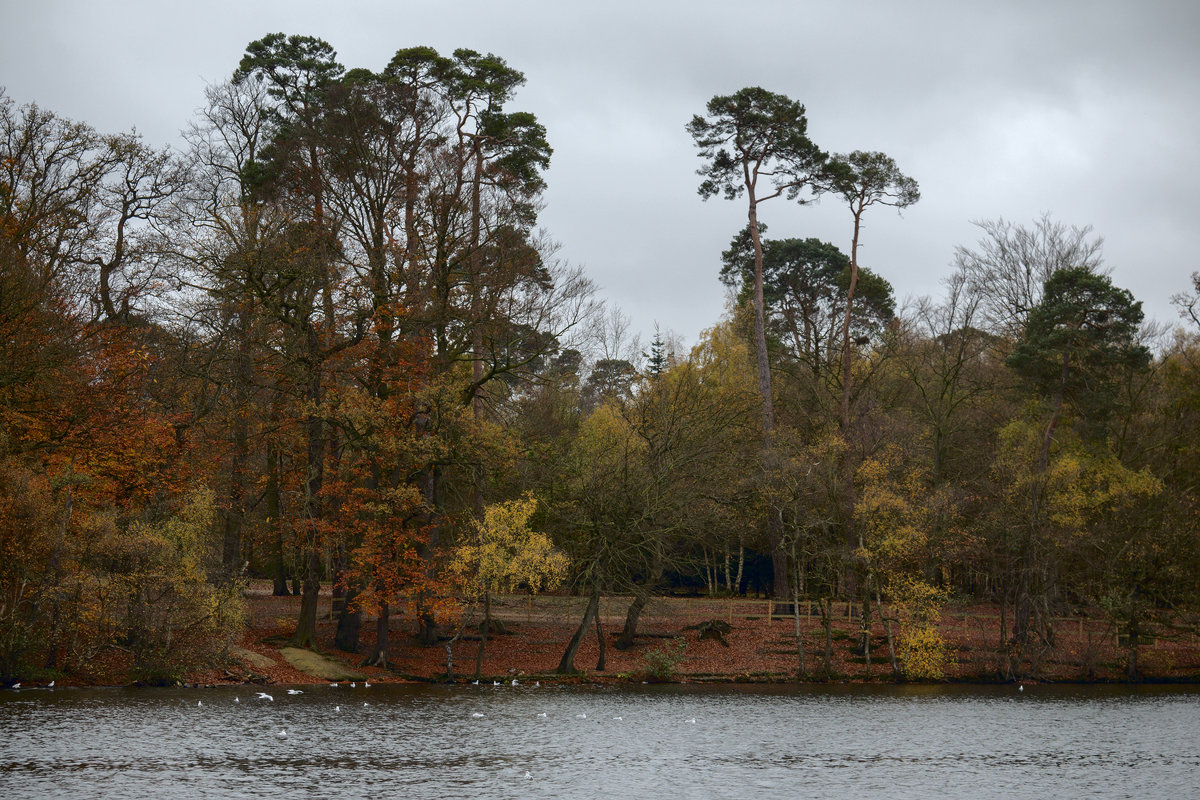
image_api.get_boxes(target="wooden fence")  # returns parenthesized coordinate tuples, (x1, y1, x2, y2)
(479, 594, 1183, 649)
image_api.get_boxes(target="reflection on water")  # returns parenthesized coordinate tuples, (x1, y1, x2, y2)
(2, 683, 1198, 799)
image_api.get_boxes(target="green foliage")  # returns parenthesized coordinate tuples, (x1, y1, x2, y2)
(1008, 266, 1149, 426)
(823, 150, 921, 211)
(721, 228, 895, 367)
(688, 87, 825, 202)
(116, 488, 246, 684)
(640, 637, 687, 682)
(993, 418, 1162, 534)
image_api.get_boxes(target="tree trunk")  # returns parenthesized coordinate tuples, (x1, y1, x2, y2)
(474, 592, 490, 680)
(292, 546, 321, 648)
(292, 365, 326, 648)
(557, 591, 599, 674)
(221, 316, 252, 581)
(334, 580, 363, 653)
(792, 568, 807, 679)
(267, 446, 289, 597)
(858, 581, 873, 679)
(594, 601, 606, 671)
(821, 597, 834, 679)
(1125, 613, 1140, 682)
(747, 199, 774, 444)
(364, 599, 389, 668)
(616, 590, 649, 650)
(875, 586, 900, 680)
(734, 538, 745, 595)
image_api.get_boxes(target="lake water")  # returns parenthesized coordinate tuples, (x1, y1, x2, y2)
(2, 682, 1197, 799)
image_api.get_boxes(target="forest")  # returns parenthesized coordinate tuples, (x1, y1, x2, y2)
(2, 33, 1198, 686)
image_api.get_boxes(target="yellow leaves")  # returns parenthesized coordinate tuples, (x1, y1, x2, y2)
(1046, 453, 1161, 531)
(898, 625, 952, 681)
(854, 444, 930, 569)
(888, 575, 953, 681)
(994, 416, 1163, 534)
(573, 401, 646, 486)
(451, 493, 569, 598)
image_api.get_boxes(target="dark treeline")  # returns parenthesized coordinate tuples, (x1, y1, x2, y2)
(1, 35, 1197, 685)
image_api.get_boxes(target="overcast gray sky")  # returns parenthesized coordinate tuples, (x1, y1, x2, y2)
(3, 0, 1197, 350)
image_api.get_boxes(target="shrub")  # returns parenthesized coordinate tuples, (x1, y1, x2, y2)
(899, 625, 951, 681)
(641, 637, 687, 682)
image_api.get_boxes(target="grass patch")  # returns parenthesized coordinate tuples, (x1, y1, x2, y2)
(230, 646, 276, 671)
(279, 647, 366, 681)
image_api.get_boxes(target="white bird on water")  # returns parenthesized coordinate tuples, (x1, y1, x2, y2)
(511, 679, 519, 686)
(287, 689, 303, 695)
(256, 692, 274, 701)
(47, 681, 54, 688)
(330, 682, 338, 688)
(350, 682, 356, 688)
(524, 771, 532, 779)
(575, 713, 587, 719)
(334, 705, 340, 712)
(537, 712, 547, 718)
(197, 700, 202, 707)
(472, 712, 485, 718)
(364, 681, 371, 688)
(277, 729, 287, 738)
(10, 683, 19, 689)
(234, 697, 239, 703)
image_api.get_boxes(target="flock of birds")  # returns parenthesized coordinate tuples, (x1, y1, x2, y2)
(201, 676, 658, 750)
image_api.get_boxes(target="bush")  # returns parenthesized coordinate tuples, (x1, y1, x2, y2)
(641, 637, 687, 682)
(899, 625, 951, 681)
(115, 488, 245, 683)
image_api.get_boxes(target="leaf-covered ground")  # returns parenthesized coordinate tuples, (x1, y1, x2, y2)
(197, 586, 1200, 687)
(45, 585, 1200, 688)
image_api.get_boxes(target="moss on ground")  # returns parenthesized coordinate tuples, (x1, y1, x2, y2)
(279, 647, 365, 681)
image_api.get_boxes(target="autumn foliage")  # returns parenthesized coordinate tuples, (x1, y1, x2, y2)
(3, 49, 1200, 689)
